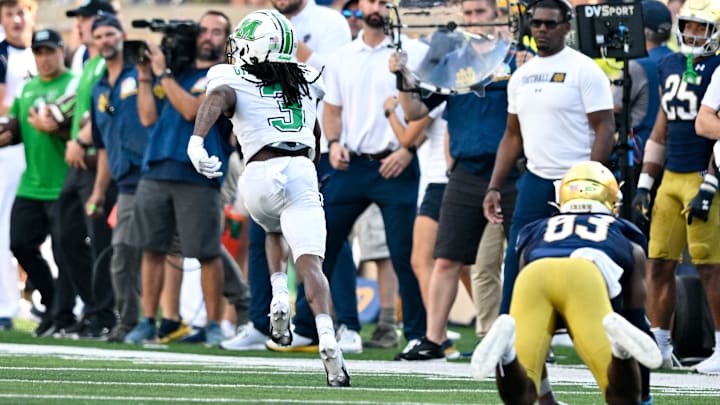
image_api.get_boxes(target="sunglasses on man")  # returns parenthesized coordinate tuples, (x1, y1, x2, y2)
(529, 19, 563, 29)
(342, 9, 362, 19)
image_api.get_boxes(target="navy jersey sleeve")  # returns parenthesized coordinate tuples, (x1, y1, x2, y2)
(619, 218, 648, 254)
(516, 218, 546, 256)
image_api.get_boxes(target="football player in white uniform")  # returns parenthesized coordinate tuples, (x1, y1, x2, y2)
(187, 10, 350, 387)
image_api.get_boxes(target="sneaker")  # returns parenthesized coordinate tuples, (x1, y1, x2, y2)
(470, 314, 516, 381)
(124, 318, 157, 344)
(336, 325, 363, 354)
(546, 348, 556, 364)
(221, 323, 269, 351)
(220, 320, 236, 339)
(441, 339, 461, 360)
(396, 336, 445, 361)
(106, 324, 136, 343)
(157, 319, 191, 343)
(205, 321, 224, 347)
(52, 321, 85, 339)
(364, 324, 399, 349)
(693, 351, 720, 375)
(0, 317, 13, 331)
(32, 316, 55, 338)
(76, 320, 114, 340)
(393, 338, 420, 360)
(319, 334, 351, 387)
(446, 329, 461, 340)
(269, 294, 292, 346)
(179, 327, 206, 343)
(266, 332, 318, 353)
(602, 313, 662, 369)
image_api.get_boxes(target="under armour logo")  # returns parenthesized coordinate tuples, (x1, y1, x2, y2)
(703, 200, 710, 210)
(534, 88, 542, 93)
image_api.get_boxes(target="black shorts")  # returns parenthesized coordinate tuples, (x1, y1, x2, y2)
(418, 182, 446, 221)
(434, 164, 515, 264)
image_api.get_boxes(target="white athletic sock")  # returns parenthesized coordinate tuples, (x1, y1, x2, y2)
(270, 272, 289, 297)
(652, 328, 672, 358)
(315, 314, 335, 338)
(715, 331, 720, 356)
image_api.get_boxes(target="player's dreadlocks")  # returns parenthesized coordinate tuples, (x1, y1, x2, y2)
(242, 62, 322, 107)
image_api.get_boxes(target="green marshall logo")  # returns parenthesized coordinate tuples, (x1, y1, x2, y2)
(236, 19, 262, 40)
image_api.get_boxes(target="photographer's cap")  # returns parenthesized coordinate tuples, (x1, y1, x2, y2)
(642, 0, 672, 32)
(66, 0, 116, 17)
(92, 14, 124, 33)
(31, 29, 64, 50)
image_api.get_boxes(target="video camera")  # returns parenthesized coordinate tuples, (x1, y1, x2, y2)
(574, 1, 646, 59)
(130, 19, 199, 75)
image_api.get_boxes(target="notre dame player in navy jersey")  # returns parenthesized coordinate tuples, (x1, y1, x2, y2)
(471, 162, 661, 405)
(632, 0, 720, 372)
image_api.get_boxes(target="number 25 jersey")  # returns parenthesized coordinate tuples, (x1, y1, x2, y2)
(205, 63, 325, 164)
(658, 53, 720, 172)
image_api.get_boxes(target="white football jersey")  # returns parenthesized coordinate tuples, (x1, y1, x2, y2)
(206, 64, 325, 163)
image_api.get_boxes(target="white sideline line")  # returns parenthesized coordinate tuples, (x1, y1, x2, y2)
(0, 343, 718, 396)
(0, 378, 497, 394)
(0, 394, 443, 404)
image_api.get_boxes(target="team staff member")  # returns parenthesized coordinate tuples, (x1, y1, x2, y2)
(0, 29, 80, 337)
(124, 10, 234, 346)
(483, 0, 615, 315)
(85, 14, 149, 343)
(389, 0, 524, 360)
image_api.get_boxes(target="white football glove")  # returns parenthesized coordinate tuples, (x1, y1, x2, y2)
(187, 135, 222, 179)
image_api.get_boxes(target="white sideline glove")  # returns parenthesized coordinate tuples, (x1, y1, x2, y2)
(187, 135, 222, 179)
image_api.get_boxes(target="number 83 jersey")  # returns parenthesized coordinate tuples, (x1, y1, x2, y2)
(205, 63, 325, 164)
(517, 213, 647, 276)
(658, 53, 720, 173)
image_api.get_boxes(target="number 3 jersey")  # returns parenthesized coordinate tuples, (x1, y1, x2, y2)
(658, 53, 720, 172)
(205, 63, 325, 164)
(516, 214, 647, 298)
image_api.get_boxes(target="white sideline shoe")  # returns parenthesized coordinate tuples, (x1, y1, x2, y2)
(319, 334, 351, 387)
(694, 351, 720, 375)
(336, 324, 363, 354)
(220, 323, 269, 351)
(471, 314, 515, 381)
(603, 313, 662, 369)
(269, 294, 292, 346)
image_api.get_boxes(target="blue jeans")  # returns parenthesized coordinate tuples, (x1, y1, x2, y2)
(500, 171, 558, 314)
(293, 156, 426, 341)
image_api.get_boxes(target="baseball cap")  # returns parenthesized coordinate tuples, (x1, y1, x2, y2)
(91, 14, 124, 33)
(642, 0, 672, 33)
(31, 29, 64, 51)
(66, 0, 116, 18)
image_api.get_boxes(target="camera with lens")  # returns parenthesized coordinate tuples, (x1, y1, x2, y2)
(130, 18, 199, 75)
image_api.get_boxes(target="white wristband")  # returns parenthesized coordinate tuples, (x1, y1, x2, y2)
(703, 173, 719, 190)
(637, 173, 654, 190)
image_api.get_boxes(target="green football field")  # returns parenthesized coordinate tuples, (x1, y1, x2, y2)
(0, 322, 718, 404)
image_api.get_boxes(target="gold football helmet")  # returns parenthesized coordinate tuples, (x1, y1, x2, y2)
(559, 161, 620, 215)
(676, 0, 720, 56)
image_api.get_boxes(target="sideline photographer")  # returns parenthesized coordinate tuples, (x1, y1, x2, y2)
(124, 10, 235, 346)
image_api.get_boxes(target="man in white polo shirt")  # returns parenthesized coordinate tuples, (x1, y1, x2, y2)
(274, 0, 429, 357)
